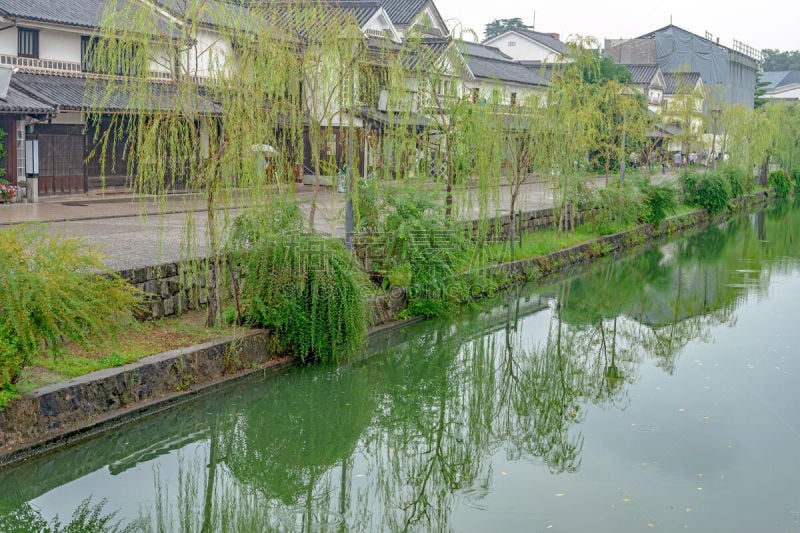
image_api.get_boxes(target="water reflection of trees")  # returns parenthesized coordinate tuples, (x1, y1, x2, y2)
(3, 203, 800, 532)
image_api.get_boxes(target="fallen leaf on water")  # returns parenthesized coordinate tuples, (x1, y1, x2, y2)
(623, 498, 631, 503)
(648, 523, 655, 528)
(678, 408, 686, 412)
(345, 403, 351, 407)
(685, 507, 692, 513)
(554, 492, 565, 497)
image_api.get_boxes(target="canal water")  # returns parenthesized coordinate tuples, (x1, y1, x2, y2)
(2, 200, 800, 532)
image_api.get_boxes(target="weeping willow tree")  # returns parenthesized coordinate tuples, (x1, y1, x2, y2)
(502, 92, 547, 252)
(592, 80, 648, 184)
(544, 37, 600, 236)
(85, 0, 353, 326)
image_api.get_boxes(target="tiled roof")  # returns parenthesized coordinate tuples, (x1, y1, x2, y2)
(623, 64, 661, 85)
(465, 55, 549, 87)
(663, 72, 702, 94)
(264, 1, 382, 38)
(11, 71, 221, 114)
(0, 0, 105, 28)
(461, 41, 511, 61)
(0, 85, 53, 114)
(761, 70, 800, 90)
(309, 0, 383, 27)
(380, 0, 426, 25)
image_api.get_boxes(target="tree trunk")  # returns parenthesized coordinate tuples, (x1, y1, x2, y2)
(509, 191, 517, 255)
(206, 188, 220, 328)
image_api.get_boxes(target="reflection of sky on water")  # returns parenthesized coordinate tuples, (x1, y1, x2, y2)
(31, 441, 209, 527)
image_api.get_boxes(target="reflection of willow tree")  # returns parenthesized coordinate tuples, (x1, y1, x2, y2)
(498, 295, 587, 473)
(549, 204, 800, 376)
(362, 318, 495, 533)
(214, 365, 374, 529)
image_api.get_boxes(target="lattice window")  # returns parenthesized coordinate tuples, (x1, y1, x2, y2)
(18, 28, 39, 59)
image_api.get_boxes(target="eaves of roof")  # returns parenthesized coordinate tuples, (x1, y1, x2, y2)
(0, 85, 53, 114)
(11, 71, 222, 114)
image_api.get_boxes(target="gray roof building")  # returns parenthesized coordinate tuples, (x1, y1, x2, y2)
(606, 25, 760, 108)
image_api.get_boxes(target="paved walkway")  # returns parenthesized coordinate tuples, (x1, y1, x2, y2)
(0, 171, 679, 271)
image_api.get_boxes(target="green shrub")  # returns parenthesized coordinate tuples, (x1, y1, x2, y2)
(769, 169, 792, 198)
(241, 234, 368, 363)
(357, 180, 467, 316)
(639, 180, 678, 225)
(721, 164, 753, 199)
(683, 171, 731, 214)
(586, 182, 645, 234)
(0, 227, 140, 404)
(792, 168, 800, 188)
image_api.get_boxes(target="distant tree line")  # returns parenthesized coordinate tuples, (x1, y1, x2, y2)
(761, 49, 800, 71)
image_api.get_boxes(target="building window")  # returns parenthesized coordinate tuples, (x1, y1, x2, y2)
(507, 40, 516, 47)
(471, 87, 479, 103)
(18, 28, 39, 59)
(510, 92, 517, 106)
(81, 36, 96, 72)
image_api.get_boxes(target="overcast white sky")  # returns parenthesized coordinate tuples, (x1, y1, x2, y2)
(433, 0, 799, 53)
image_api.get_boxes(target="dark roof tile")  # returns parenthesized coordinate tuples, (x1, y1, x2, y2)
(622, 64, 661, 85)
(0, 0, 106, 28)
(663, 72, 702, 94)
(0, 85, 53, 113)
(11, 71, 221, 114)
(380, 0, 426, 25)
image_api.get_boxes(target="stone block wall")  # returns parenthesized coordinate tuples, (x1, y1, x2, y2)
(117, 261, 211, 320)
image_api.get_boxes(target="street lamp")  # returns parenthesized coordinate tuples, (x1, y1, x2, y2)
(710, 107, 721, 172)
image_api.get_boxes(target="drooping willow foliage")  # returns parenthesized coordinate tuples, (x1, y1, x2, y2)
(241, 233, 369, 363)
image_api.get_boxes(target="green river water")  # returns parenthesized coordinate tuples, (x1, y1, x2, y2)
(1, 199, 800, 532)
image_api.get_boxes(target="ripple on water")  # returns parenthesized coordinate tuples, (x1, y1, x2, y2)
(457, 486, 491, 510)
(278, 508, 345, 532)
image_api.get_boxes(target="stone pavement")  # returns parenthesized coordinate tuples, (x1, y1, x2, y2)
(0, 171, 680, 271)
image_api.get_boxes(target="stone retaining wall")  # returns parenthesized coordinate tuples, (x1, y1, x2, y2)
(0, 331, 292, 464)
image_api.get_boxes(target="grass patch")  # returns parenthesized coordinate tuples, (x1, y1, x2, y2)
(471, 226, 599, 268)
(19, 310, 243, 391)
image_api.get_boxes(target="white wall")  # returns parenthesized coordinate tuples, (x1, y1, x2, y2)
(39, 29, 82, 63)
(181, 29, 231, 78)
(0, 26, 82, 63)
(0, 28, 16, 56)
(484, 33, 558, 63)
(463, 79, 544, 106)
